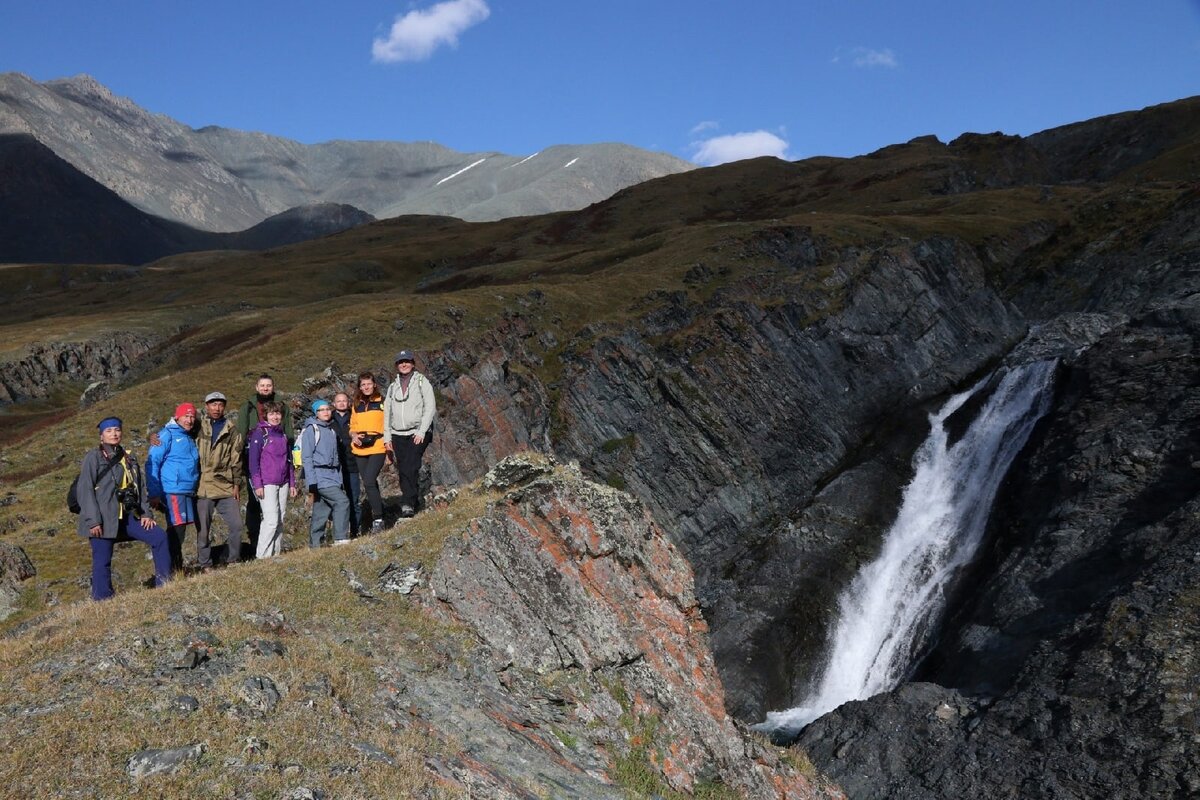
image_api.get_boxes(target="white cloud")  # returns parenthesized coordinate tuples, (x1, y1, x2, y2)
(851, 47, 898, 69)
(690, 120, 720, 136)
(372, 0, 491, 64)
(691, 130, 790, 166)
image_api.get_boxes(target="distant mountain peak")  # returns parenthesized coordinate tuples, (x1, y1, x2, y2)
(0, 74, 694, 231)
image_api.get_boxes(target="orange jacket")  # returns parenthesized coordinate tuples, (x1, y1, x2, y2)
(350, 394, 386, 456)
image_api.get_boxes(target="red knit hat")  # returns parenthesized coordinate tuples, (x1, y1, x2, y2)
(175, 402, 197, 419)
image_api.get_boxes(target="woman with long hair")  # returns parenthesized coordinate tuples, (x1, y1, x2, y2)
(350, 372, 388, 533)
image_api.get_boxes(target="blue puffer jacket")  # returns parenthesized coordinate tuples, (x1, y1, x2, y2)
(300, 417, 343, 490)
(146, 419, 200, 498)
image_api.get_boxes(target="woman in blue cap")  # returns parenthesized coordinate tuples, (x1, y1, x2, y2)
(76, 417, 172, 600)
(300, 399, 351, 546)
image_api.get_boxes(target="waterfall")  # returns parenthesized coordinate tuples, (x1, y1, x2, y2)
(759, 360, 1057, 735)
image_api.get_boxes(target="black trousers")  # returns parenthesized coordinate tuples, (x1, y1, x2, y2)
(391, 433, 431, 509)
(356, 453, 386, 521)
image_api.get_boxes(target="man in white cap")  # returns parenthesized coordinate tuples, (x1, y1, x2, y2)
(383, 350, 436, 517)
(196, 390, 245, 568)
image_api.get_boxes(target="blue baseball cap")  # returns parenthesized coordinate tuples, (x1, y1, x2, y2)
(394, 350, 414, 363)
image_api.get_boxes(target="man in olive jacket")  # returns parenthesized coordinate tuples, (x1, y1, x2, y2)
(197, 391, 245, 568)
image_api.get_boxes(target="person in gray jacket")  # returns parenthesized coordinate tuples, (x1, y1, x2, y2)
(300, 399, 351, 547)
(382, 350, 436, 518)
(76, 416, 172, 600)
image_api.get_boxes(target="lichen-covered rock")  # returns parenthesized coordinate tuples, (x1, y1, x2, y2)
(427, 469, 835, 798)
(126, 743, 206, 779)
(479, 452, 556, 492)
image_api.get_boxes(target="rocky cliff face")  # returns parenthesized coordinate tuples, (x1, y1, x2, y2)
(414, 171, 1200, 797)
(0, 332, 157, 403)
(422, 459, 833, 798)
(784, 189, 1200, 797)
(796, 291, 1200, 798)
(420, 229, 1028, 718)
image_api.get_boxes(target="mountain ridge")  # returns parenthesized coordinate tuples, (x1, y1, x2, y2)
(0, 133, 375, 265)
(0, 72, 694, 231)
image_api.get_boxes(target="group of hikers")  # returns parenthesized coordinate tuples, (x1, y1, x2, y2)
(74, 351, 437, 601)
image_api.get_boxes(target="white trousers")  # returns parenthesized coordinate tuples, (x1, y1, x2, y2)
(257, 484, 289, 559)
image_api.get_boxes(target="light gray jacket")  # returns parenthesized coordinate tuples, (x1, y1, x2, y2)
(383, 371, 436, 438)
(76, 446, 148, 539)
(300, 418, 344, 490)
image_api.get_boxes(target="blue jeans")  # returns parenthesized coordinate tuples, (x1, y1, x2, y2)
(89, 516, 172, 600)
(309, 485, 350, 547)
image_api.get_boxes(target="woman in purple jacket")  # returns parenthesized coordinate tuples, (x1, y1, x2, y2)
(247, 402, 296, 558)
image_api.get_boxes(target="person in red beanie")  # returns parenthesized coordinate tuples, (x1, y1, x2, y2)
(146, 402, 201, 572)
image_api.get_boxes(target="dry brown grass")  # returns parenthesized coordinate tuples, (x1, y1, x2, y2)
(0, 487, 495, 798)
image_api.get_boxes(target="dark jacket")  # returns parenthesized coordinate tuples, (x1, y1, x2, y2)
(330, 409, 358, 474)
(76, 445, 148, 539)
(236, 395, 294, 441)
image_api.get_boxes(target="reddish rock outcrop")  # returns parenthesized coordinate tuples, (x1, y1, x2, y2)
(424, 457, 837, 798)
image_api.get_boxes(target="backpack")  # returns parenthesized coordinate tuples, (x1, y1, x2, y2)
(67, 447, 125, 514)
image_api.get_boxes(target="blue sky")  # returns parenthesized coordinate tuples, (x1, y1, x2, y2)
(2, 1, 1198, 165)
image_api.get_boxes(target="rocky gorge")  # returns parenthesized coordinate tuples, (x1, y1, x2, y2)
(404, 102, 1200, 795)
(2, 96, 1199, 797)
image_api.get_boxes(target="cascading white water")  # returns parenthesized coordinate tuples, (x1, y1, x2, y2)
(759, 360, 1057, 735)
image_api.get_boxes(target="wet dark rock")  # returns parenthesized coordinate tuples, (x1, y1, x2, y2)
(126, 743, 206, 779)
(800, 242, 1200, 797)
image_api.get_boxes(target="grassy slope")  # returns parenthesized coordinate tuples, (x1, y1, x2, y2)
(0, 492, 486, 798)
